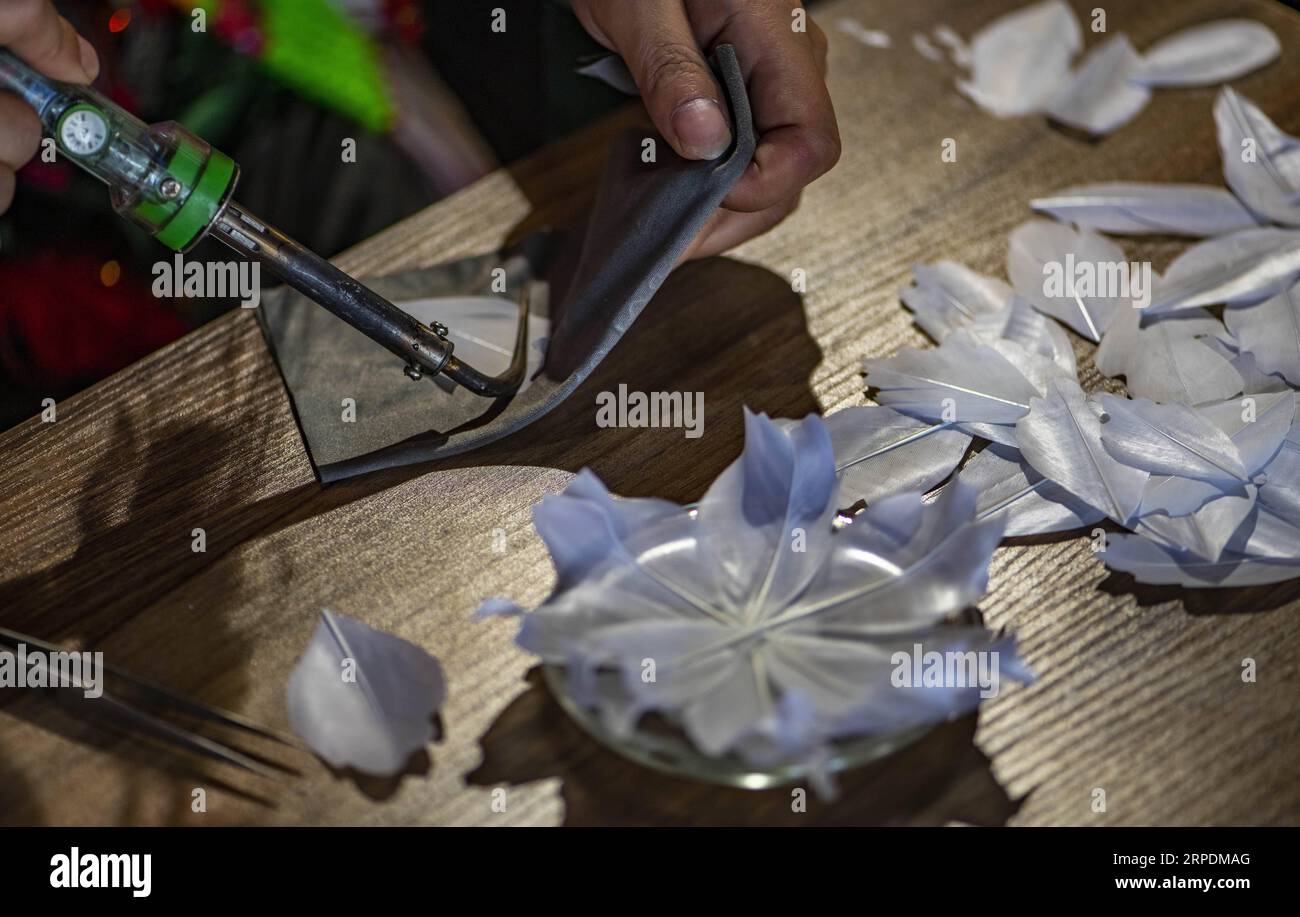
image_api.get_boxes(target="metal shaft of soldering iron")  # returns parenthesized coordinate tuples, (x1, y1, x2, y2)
(211, 201, 527, 397)
(211, 201, 451, 379)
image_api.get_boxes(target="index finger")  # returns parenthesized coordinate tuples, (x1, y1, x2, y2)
(0, 0, 97, 83)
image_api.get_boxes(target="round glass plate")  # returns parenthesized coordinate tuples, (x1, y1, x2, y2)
(543, 663, 933, 789)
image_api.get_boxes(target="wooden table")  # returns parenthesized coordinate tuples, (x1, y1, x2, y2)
(3, 0, 1299, 826)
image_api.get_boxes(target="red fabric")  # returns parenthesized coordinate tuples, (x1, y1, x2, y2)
(0, 251, 188, 392)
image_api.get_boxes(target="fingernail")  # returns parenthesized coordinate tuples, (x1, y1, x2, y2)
(78, 37, 100, 83)
(671, 98, 731, 160)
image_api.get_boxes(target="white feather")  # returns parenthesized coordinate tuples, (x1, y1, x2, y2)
(824, 406, 971, 507)
(863, 332, 1040, 426)
(1099, 395, 1248, 486)
(286, 610, 446, 776)
(900, 261, 1012, 343)
(1131, 19, 1280, 87)
(1031, 182, 1259, 237)
(1008, 219, 1130, 341)
(1047, 35, 1151, 135)
(1140, 390, 1295, 516)
(1223, 280, 1300, 385)
(957, 442, 1104, 536)
(956, 0, 1082, 117)
(1015, 378, 1149, 524)
(1148, 227, 1300, 314)
(1215, 88, 1300, 227)
(1095, 307, 1243, 404)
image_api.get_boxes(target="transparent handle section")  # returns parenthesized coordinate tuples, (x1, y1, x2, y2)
(0, 50, 237, 251)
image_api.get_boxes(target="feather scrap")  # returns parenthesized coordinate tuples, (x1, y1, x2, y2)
(957, 442, 1104, 536)
(956, 0, 1081, 117)
(1007, 219, 1130, 341)
(1031, 182, 1259, 237)
(1215, 88, 1300, 227)
(864, 331, 1040, 426)
(1094, 307, 1242, 405)
(286, 610, 446, 776)
(575, 54, 638, 96)
(1046, 34, 1151, 135)
(1131, 19, 1280, 88)
(1015, 379, 1149, 524)
(823, 406, 971, 507)
(1223, 280, 1300, 386)
(1148, 227, 1300, 314)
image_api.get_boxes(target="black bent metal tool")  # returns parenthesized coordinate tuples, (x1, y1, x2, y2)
(0, 48, 528, 398)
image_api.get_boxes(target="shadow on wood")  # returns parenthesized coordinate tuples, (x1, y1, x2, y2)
(466, 668, 1021, 827)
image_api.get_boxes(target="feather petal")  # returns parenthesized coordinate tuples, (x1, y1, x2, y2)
(1099, 395, 1248, 485)
(824, 406, 971, 506)
(1031, 182, 1259, 237)
(1223, 280, 1300, 385)
(1095, 307, 1243, 404)
(956, 0, 1082, 117)
(1147, 227, 1300, 314)
(1047, 34, 1151, 135)
(901, 261, 1012, 342)
(1008, 219, 1130, 341)
(864, 332, 1040, 425)
(1139, 390, 1295, 515)
(286, 611, 446, 776)
(1015, 379, 1149, 524)
(1131, 19, 1280, 87)
(957, 443, 1104, 536)
(1215, 87, 1300, 226)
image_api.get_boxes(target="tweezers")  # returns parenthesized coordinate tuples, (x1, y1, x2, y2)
(0, 627, 293, 778)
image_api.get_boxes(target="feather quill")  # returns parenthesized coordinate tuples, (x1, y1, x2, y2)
(1031, 182, 1258, 237)
(286, 610, 446, 776)
(1015, 379, 1149, 524)
(1131, 19, 1280, 87)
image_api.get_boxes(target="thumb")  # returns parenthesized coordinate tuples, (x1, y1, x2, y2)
(583, 2, 731, 160)
(0, 1, 99, 84)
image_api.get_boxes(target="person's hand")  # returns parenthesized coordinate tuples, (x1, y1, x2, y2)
(0, 0, 99, 214)
(571, 0, 838, 260)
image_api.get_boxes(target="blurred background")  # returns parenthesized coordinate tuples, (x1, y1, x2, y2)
(0, 0, 627, 429)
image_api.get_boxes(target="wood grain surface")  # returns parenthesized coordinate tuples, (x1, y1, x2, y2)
(2, 0, 1299, 826)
